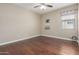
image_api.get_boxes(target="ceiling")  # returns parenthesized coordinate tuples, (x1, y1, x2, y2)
(15, 3, 74, 14)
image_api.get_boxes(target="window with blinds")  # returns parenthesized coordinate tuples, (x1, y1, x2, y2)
(61, 9, 77, 29)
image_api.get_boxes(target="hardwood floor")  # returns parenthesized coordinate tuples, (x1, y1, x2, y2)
(0, 36, 79, 55)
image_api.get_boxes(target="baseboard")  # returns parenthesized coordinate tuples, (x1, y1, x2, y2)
(41, 34, 72, 41)
(0, 34, 77, 46)
(0, 35, 40, 46)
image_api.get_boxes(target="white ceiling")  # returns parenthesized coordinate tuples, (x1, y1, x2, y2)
(15, 3, 74, 14)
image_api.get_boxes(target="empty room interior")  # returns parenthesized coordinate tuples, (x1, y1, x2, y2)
(0, 3, 79, 55)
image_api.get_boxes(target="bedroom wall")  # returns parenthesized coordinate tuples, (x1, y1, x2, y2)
(78, 3, 79, 43)
(41, 4, 78, 40)
(0, 3, 78, 45)
(0, 4, 41, 44)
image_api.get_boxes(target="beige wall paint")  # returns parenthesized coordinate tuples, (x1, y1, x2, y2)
(78, 4, 79, 43)
(41, 4, 78, 39)
(0, 3, 78, 44)
(0, 4, 41, 44)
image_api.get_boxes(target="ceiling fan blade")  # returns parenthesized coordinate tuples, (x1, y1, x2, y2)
(46, 5, 53, 7)
(34, 5, 40, 8)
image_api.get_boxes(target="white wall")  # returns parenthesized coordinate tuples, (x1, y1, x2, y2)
(0, 4, 41, 44)
(41, 4, 78, 39)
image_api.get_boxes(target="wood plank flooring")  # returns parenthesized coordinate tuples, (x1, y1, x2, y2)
(0, 36, 79, 55)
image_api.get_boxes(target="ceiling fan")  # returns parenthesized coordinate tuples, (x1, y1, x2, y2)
(34, 3, 53, 10)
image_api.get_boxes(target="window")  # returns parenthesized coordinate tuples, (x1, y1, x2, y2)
(61, 9, 76, 29)
(62, 14, 75, 29)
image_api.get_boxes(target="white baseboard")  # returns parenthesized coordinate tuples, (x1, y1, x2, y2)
(0, 34, 78, 46)
(41, 34, 72, 41)
(0, 35, 40, 46)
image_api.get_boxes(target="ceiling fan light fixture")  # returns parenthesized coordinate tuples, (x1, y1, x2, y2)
(40, 5, 47, 10)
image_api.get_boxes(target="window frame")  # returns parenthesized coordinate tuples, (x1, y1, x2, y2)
(61, 14, 75, 29)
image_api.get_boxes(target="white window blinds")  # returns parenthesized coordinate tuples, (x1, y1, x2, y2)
(61, 9, 77, 29)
